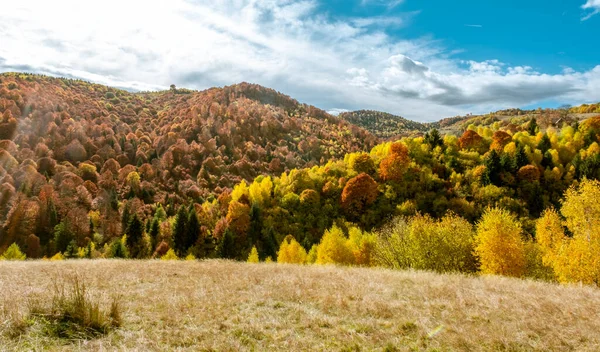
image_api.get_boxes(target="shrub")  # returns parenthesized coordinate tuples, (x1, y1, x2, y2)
(247, 246, 259, 263)
(50, 253, 65, 261)
(161, 249, 179, 260)
(27, 276, 121, 339)
(108, 237, 129, 259)
(0, 243, 26, 260)
(277, 235, 307, 264)
(184, 253, 196, 261)
(374, 213, 477, 273)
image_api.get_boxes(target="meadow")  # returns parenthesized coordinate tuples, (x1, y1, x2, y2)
(1, 260, 600, 351)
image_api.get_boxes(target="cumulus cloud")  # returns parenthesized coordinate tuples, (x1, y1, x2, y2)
(0, 0, 599, 120)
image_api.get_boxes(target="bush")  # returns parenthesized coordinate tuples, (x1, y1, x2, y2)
(108, 237, 129, 259)
(161, 249, 179, 260)
(0, 243, 26, 260)
(247, 246, 259, 263)
(277, 235, 307, 264)
(375, 213, 477, 273)
(27, 276, 121, 339)
(185, 253, 196, 261)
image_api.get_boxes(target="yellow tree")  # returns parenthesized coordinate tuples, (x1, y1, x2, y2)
(537, 180, 600, 284)
(277, 235, 307, 264)
(474, 207, 526, 277)
(247, 246, 259, 263)
(316, 226, 354, 265)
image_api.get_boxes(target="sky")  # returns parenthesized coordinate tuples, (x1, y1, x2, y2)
(1, 0, 600, 121)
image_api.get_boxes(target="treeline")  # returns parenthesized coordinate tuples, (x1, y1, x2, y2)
(2, 73, 600, 284)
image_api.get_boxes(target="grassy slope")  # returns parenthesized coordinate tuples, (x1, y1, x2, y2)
(1, 260, 599, 351)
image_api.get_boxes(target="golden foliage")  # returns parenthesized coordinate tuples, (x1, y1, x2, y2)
(474, 208, 526, 277)
(247, 246, 259, 263)
(277, 235, 307, 264)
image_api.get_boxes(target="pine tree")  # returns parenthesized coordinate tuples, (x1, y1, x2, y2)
(64, 240, 78, 259)
(109, 238, 128, 258)
(537, 134, 552, 154)
(148, 217, 160, 250)
(172, 205, 189, 255)
(482, 150, 501, 186)
(260, 226, 278, 260)
(424, 128, 443, 149)
(515, 144, 529, 169)
(0, 243, 26, 260)
(247, 246, 259, 263)
(121, 202, 131, 236)
(248, 202, 262, 245)
(186, 205, 200, 251)
(217, 229, 236, 259)
(53, 220, 73, 254)
(126, 214, 144, 258)
(541, 150, 554, 169)
(528, 118, 538, 135)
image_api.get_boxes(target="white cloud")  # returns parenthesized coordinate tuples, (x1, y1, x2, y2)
(361, 0, 404, 10)
(582, 0, 600, 20)
(0, 0, 599, 121)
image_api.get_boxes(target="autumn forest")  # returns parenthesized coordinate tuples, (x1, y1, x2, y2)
(2, 72, 600, 285)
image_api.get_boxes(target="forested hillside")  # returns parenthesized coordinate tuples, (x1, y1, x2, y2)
(2, 73, 600, 285)
(338, 110, 431, 138)
(0, 72, 378, 252)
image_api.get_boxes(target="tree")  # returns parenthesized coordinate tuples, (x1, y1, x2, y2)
(528, 118, 538, 135)
(172, 205, 189, 255)
(108, 237, 129, 258)
(537, 134, 552, 154)
(277, 235, 307, 264)
(373, 214, 476, 273)
(474, 207, 526, 277)
(121, 202, 131, 236)
(54, 220, 74, 254)
(316, 226, 354, 265)
(490, 131, 512, 152)
(424, 129, 443, 149)
(148, 217, 160, 249)
(458, 130, 485, 152)
(247, 246, 259, 263)
(514, 144, 529, 169)
(341, 173, 378, 219)
(537, 180, 600, 284)
(481, 150, 501, 186)
(186, 205, 201, 252)
(347, 153, 376, 175)
(125, 214, 145, 258)
(217, 229, 236, 259)
(517, 165, 541, 182)
(0, 243, 26, 260)
(379, 142, 410, 181)
(25, 234, 41, 258)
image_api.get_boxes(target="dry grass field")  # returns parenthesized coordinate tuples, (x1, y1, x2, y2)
(1, 260, 600, 351)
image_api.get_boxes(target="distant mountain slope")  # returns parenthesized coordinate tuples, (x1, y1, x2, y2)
(339, 110, 431, 139)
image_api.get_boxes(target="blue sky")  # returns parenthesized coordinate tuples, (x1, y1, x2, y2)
(1, 0, 600, 121)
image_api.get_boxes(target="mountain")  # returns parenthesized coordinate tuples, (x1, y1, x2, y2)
(0, 72, 378, 202)
(340, 106, 599, 138)
(338, 110, 431, 139)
